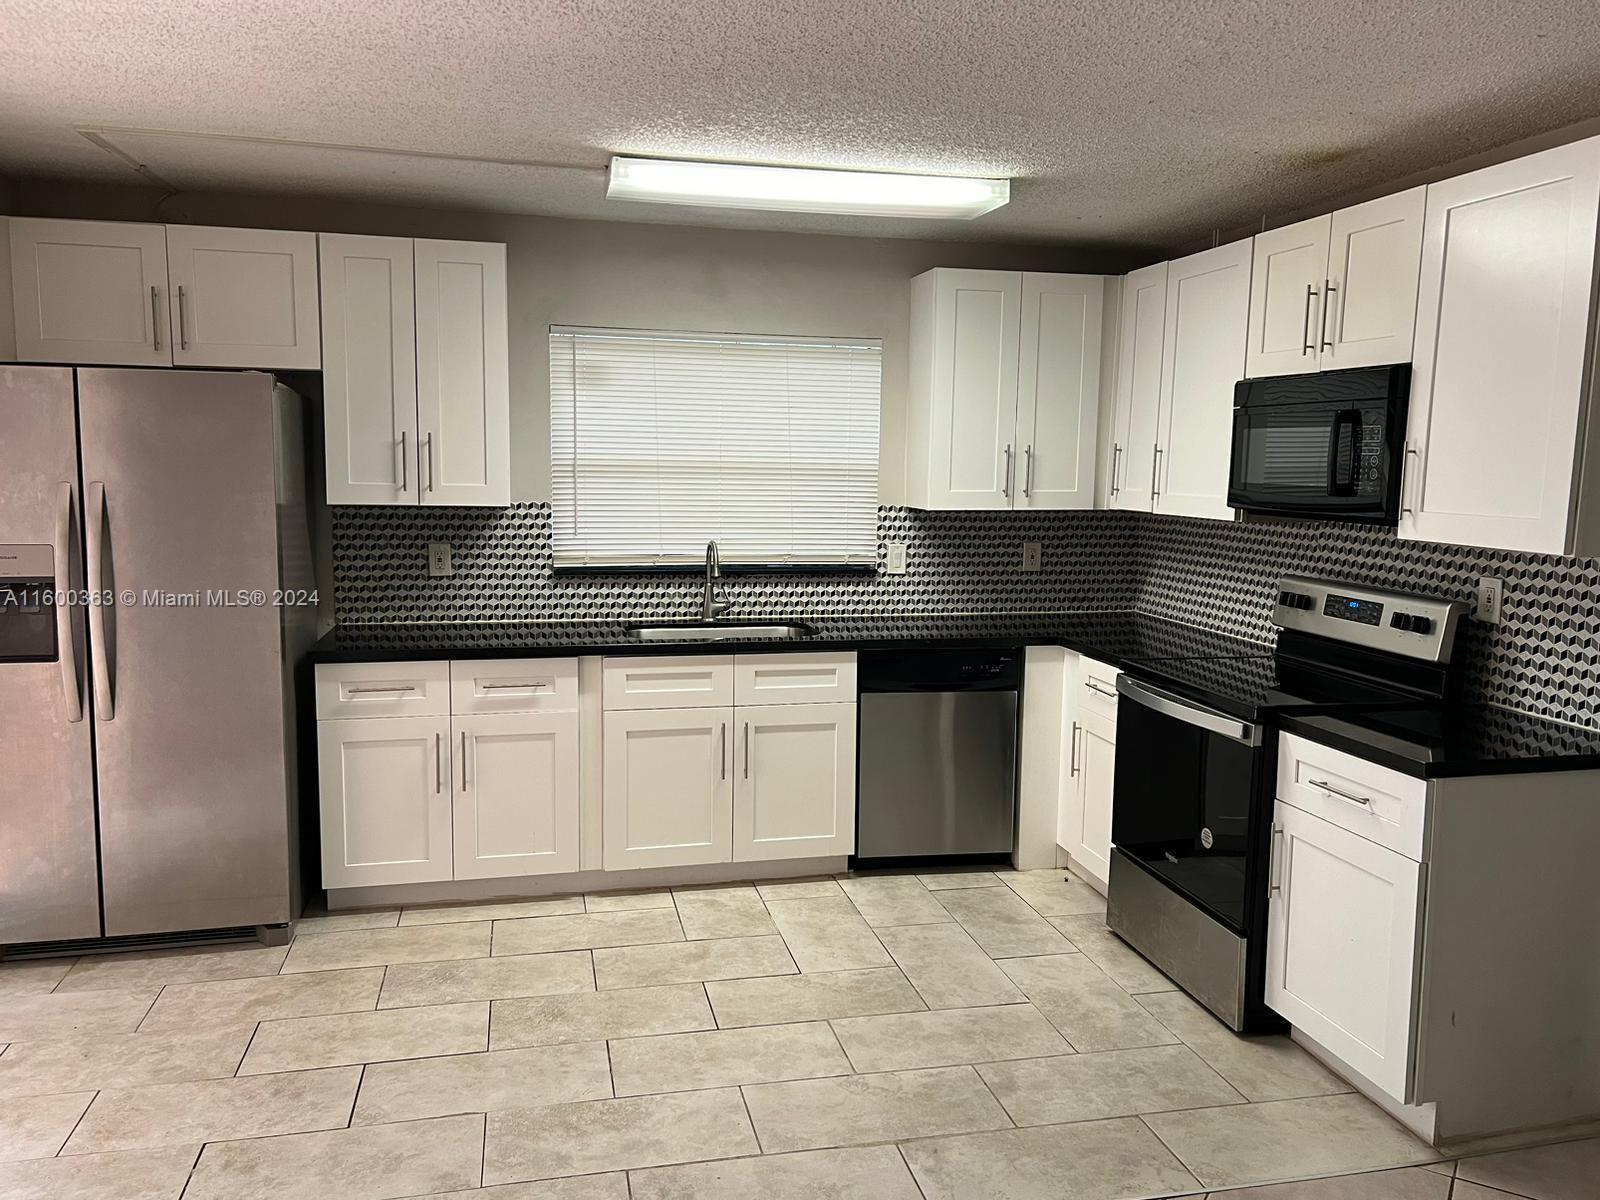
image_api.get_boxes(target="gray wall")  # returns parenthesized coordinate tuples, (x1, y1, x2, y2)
(11, 179, 1136, 503)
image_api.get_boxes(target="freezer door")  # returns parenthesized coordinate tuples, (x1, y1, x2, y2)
(0, 366, 99, 943)
(77, 368, 290, 935)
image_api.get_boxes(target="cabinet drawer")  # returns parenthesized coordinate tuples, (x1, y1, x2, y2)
(603, 655, 734, 710)
(315, 661, 449, 719)
(1078, 655, 1121, 722)
(451, 658, 578, 714)
(735, 652, 857, 706)
(1277, 731, 1428, 860)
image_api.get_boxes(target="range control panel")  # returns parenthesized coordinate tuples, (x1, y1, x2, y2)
(1273, 575, 1465, 664)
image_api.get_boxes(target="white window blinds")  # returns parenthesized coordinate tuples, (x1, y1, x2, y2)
(550, 326, 882, 568)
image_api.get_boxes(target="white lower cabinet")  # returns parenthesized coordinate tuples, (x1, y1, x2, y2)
(452, 711, 579, 880)
(735, 702, 856, 861)
(317, 715, 454, 889)
(602, 707, 734, 871)
(1266, 799, 1424, 1102)
(1058, 655, 1119, 889)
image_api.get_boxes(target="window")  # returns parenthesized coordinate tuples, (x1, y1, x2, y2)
(550, 326, 881, 568)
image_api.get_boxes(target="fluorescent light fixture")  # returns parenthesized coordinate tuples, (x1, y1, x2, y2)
(606, 156, 1010, 219)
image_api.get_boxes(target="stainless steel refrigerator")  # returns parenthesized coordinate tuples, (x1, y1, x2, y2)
(1, 366, 315, 947)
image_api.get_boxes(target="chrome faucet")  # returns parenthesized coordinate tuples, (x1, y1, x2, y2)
(702, 540, 731, 621)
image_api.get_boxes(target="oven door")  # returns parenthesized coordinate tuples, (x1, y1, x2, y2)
(1228, 391, 1403, 522)
(1109, 676, 1263, 935)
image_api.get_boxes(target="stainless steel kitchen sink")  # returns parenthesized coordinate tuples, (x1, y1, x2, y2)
(627, 620, 817, 642)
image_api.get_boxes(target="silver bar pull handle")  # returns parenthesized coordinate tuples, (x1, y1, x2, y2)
(346, 684, 417, 695)
(54, 482, 83, 723)
(1002, 444, 1013, 499)
(719, 722, 727, 780)
(481, 680, 549, 690)
(1321, 279, 1337, 352)
(435, 732, 442, 794)
(1302, 283, 1319, 355)
(84, 482, 113, 721)
(1401, 445, 1420, 516)
(398, 431, 409, 494)
(1309, 778, 1372, 807)
(461, 731, 470, 790)
(150, 286, 161, 351)
(424, 433, 435, 494)
(1151, 446, 1163, 504)
(1111, 444, 1122, 496)
(1269, 822, 1285, 894)
(1023, 445, 1034, 498)
(177, 285, 190, 351)
(1084, 681, 1117, 699)
(743, 722, 750, 779)
(1069, 721, 1081, 776)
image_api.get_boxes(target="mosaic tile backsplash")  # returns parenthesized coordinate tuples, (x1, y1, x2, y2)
(330, 503, 1600, 729)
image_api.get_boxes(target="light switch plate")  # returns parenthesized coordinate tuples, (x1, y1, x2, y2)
(428, 542, 454, 578)
(885, 542, 908, 574)
(1474, 576, 1503, 624)
(1022, 542, 1042, 572)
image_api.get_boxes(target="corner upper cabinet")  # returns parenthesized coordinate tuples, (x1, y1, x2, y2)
(165, 225, 321, 369)
(9, 218, 171, 365)
(907, 267, 1104, 510)
(1108, 262, 1168, 511)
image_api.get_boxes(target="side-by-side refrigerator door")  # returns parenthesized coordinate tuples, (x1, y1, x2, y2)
(0, 366, 100, 944)
(77, 368, 290, 936)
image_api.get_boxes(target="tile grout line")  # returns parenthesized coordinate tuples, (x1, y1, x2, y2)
(895, 1142, 933, 1200)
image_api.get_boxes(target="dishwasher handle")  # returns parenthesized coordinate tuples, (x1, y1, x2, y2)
(1115, 675, 1261, 746)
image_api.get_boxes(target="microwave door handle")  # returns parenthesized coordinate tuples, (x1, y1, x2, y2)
(1115, 675, 1261, 746)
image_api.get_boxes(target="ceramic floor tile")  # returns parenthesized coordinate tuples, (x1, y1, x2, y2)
(899, 1116, 1200, 1200)
(742, 1065, 1011, 1153)
(492, 909, 684, 955)
(975, 1043, 1244, 1126)
(353, 1042, 613, 1123)
(763, 897, 892, 972)
(1136, 989, 1352, 1101)
(0, 988, 159, 1043)
(1001, 954, 1177, 1052)
(1455, 1135, 1600, 1199)
(0, 1145, 200, 1200)
(837, 875, 951, 927)
(62, 1065, 360, 1155)
(280, 923, 491, 973)
(917, 871, 1005, 889)
(1049, 914, 1178, 994)
(875, 922, 1026, 1009)
(670, 885, 777, 939)
(609, 1020, 849, 1096)
(583, 890, 675, 913)
(491, 983, 715, 1049)
(238, 1000, 488, 1074)
(1142, 1092, 1438, 1189)
(378, 952, 593, 1008)
(998, 868, 1109, 917)
(484, 1087, 757, 1184)
(830, 1003, 1070, 1072)
(52, 944, 288, 992)
(136, 967, 384, 1032)
(0, 960, 74, 997)
(705, 966, 925, 1028)
(1202, 1164, 1453, 1198)
(399, 897, 586, 925)
(934, 887, 1077, 958)
(0, 1021, 253, 1097)
(403, 1176, 629, 1200)
(629, 1145, 924, 1199)
(0, 1090, 95, 1161)
(1451, 1183, 1523, 1200)
(592, 934, 796, 990)
(295, 910, 401, 934)
(185, 1113, 484, 1200)
(754, 878, 844, 900)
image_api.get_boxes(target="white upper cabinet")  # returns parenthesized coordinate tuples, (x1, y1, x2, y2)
(1402, 137, 1600, 556)
(1155, 238, 1252, 520)
(414, 239, 510, 506)
(1246, 215, 1331, 378)
(907, 267, 1105, 510)
(166, 225, 321, 370)
(1108, 262, 1167, 511)
(9, 218, 170, 366)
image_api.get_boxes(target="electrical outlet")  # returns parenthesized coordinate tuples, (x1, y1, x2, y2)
(885, 542, 908, 575)
(1022, 542, 1042, 572)
(1474, 576, 1503, 624)
(428, 542, 454, 578)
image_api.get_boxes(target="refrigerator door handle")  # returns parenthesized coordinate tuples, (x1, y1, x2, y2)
(85, 481, 114, 721)
(55, 482, 83, 723)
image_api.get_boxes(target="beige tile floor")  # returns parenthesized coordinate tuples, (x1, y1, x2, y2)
(0, 866, 1594, 1199)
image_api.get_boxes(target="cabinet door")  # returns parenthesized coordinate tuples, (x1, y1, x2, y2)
(167, 225, 321, 369)
(1265, 803, 1423, 1102)
(317, 716, 452, 889)
(924, 268, 1022, 509)
(1069, 707, 1117, 888)
(1401, 139, 1600, 554)
(1245, 215, 1330, 378)
(1016, 273, 1103, 509)
(602, 707, 733, 870)
(9, 218, 170, 365)
(453, 711, 579, 880)
(414, 239, 511, 506)
(1156, 239, 1252, 521)
(735, 702, 856, 861)
(1323, 187, 1425, 370)
(319, 233, 418, 506)
(1109, 262, 1167, 512)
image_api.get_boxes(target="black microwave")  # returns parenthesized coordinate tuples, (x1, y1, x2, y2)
(1228, 364, 1409, 524)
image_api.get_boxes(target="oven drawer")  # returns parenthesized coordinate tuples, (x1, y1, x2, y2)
(451, 657, 578, 714)
(1277, 731, 1428, 860)
(1077, 655, 1121, 722)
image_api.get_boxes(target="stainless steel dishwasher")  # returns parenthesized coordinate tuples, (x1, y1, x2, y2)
(855, 648, 1021, 863)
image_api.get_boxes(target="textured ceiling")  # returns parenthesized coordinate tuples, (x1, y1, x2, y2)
(2, 1, 1598, 249)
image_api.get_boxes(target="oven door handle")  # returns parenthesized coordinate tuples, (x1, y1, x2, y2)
(1115, 675, 1261, 746)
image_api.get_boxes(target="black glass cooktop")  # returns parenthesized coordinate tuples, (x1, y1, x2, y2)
(1123, 653, 1428, 722)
